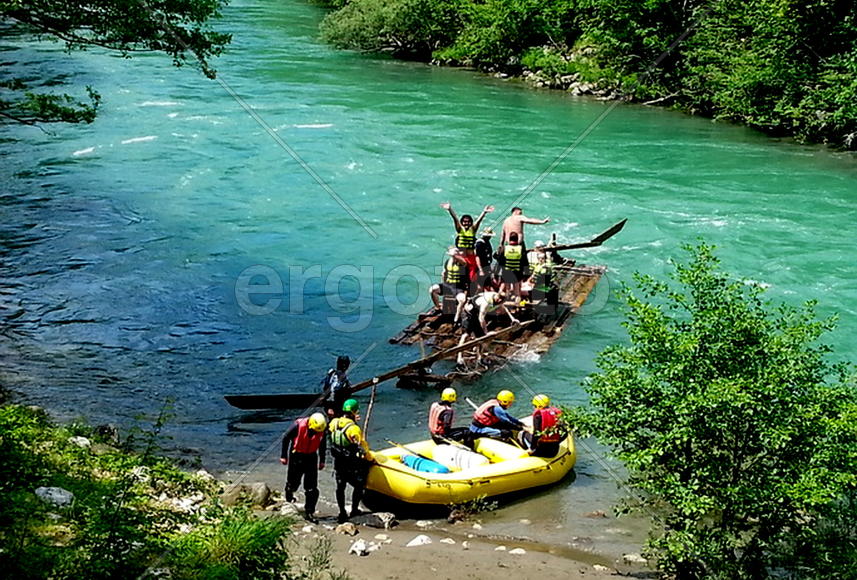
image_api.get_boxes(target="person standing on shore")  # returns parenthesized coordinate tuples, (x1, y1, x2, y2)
(328, 399, 374, 523)
(323, 355, 351, 418)
(280, 412, 328, 523)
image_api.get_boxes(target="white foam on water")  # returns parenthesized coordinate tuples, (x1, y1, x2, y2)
(121, 136, 158, 145)
(72, 147, 96, 157)
(167, 112, 179, 118)
(742, 279, 772, 289)
(294, 123, 333, 129)
(140, 100, 180, 107)
(345, 161, 360, 170)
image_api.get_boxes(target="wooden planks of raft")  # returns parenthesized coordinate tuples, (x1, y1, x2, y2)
(389, 263, 607, 371)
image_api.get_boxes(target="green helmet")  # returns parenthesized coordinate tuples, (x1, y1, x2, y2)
(342, 398, 359, 413)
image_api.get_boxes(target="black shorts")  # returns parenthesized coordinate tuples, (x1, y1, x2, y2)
(441, 282, 468, 296)
(333, 456, 370, 487)
(461, 312, 484, 337)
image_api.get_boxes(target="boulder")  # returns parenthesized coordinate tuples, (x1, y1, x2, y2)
(35, 486, 74, 507)
(247, 482, 271, 507)
(351, 512, 397, 529)
(336, 522, 359, 536)
(94, 423, 120, 445)
(68, 436, 91, 448)
(623, 553, 647, 565)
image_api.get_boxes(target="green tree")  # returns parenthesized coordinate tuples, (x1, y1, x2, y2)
(1, 0, 231, 125)
(573, 242, 857, 578)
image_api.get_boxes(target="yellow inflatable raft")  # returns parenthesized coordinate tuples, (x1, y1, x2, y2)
(366, 422, 575, 505)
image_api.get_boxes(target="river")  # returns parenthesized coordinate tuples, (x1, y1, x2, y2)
(1, 0, 855, 565)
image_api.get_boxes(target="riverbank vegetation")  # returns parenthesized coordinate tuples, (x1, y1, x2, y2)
(567, 243, 857, 579)
(318, 0, 857, 149)
(0, 1, 230, 125)
(0, 403, 341, 579)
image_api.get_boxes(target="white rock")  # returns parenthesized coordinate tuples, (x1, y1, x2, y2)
(593, 565, 612, 572)
(462, 541, 470, 550)
(35, 487, 74, 507)
(415, 520, 432, 528)
(69, 436, 91, 448)
(405, 534, 432, 547)
(509, 548, 526, 555)
(194, 469, 216, 481)
(494, 545, 507, 551)
(374, 534, 389, 541)
(623, 553, 647, 564)
(439, 537, 455, 545)
(301, 525, 314, 534)
(518, 518, 531, 525)
(471, 523, 482, 530)
(349, 539, 370, 556)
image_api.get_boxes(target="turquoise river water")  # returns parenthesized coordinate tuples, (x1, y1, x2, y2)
(2, 0, 856, 565)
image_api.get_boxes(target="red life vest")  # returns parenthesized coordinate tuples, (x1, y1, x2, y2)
(292, 417, 324, 454)
(533, 407, 562, 442)
(428, 402, 453, 436)
(472, 399, 500, 427)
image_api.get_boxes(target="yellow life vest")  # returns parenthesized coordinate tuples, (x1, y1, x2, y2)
(444, 257, 463, 283)
(456, 227, 476, 250)
(504, 244, 523, 272)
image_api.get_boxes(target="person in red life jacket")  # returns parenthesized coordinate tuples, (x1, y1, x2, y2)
(280, 412, 328, 524)
(428, 387, 470, 445)
(440, 202, 494, 282)
(469, 389, 527, 441)
(524, 394, 563, 457)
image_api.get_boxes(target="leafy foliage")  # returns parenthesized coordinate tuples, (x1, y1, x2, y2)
(571, 243, 857, 578)
(318, 0, 857, 148)
(0, 404, 308, 580)
(1, 0, 231, 125)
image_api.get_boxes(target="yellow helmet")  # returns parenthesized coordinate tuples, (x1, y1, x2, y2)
(307, 412, 328, 432)
(532, 394, 551, 409)
(497, 390, 515, 406)
(441, 388, 457, 403)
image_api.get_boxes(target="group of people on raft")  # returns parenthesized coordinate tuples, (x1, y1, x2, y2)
(280, 355, 563, 524)
(428, 203, 561, 365)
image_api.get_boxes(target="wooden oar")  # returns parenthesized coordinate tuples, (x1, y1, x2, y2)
(224, 320, 533, 410)
(547, 218, 627, 252)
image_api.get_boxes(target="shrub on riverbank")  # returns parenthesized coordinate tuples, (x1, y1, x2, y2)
(0, 404, 328, 579)
(566, 243, 857, 578)
(317, 0, 857, 149)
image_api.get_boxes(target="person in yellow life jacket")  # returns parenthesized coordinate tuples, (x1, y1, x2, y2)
(469, 389, 527, 441)
(428, 388, 470, 445)
(440, 201, 494, 283)
(527, 251, 559, 317)
(500, 232, 525, 301)
(328, 398, 374, 523)
(280, 412, 328, 523)
(429, 247, 470, 317)
(524, 394, 563, 457)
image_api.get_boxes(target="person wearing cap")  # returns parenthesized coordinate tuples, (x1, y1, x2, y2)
(474, 227, 497, 290)
(429, 246, 470, 316)
(323, 355, 352, 418)
(428, 387, 470, 444)
(456, 290, 519, 366)
(440, 202, 494, 282)
(524, 394, 563, 457)
(470, 389, 527, 441)
(280, 412, 328, 523)
(328, 398, 374, 523)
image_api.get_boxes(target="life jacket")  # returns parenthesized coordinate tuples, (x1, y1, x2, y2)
(472, 399, 500, 427)
(456, 227, 476, 250)
(443, 257, 463, 284)
(428, 402, 452, 436)
(533, 407, 562, 442)
(292, 417, 324, 454)
(329, 416, 362, 459)
(504, 244, 523, 272)
(532, 262, 554, 291)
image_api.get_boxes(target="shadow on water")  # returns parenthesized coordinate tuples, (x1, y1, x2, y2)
(226, 410, 292, 433)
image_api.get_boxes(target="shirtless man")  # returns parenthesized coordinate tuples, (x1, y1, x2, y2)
(500, 206, 550, 277)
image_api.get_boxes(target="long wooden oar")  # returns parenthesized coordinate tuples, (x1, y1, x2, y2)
(547, 218, 627, 252)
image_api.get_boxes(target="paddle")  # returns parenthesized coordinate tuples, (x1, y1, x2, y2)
(547, 218, 627, 252)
